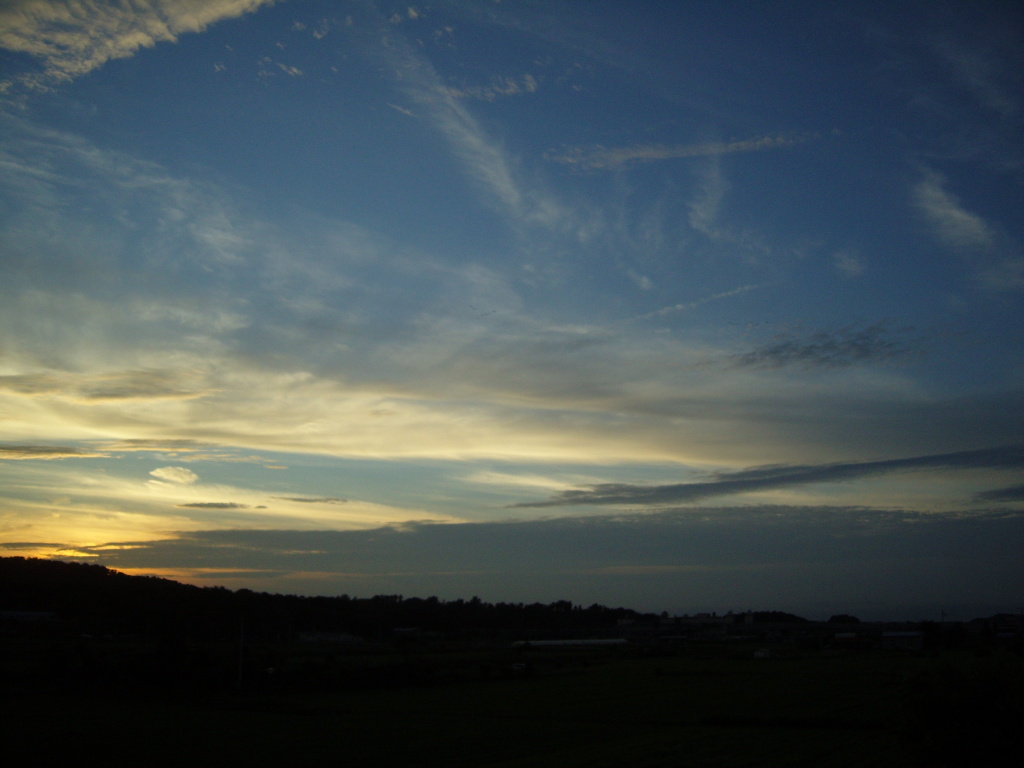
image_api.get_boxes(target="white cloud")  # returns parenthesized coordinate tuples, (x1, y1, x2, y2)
(914, 170, 995, 252)
(834, 249, 864, 278)
(682, 160, 771, 257)
(931, 33, 1019, 121)
(687, 161, 728, 238)
(0, 0, 274, 90)
(387, 102, 417, 118)
(913, 169, 1023, 290)
(447, 74, 540, 101)
(149, 466, 198, 485)
(551, 134, 812, 171)
(637, 284, 766, 320)
(627, 270, 653, 290)
(375, 19, 580, 236)
(385, 7, 422, 25)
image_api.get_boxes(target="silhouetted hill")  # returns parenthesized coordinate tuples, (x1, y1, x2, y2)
(7, 557, 1017, 646)
(4, 558, 1022, 767)
(0, 556, 647, 642)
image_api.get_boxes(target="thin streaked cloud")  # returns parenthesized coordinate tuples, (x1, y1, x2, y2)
(0, 444, 107, 460)
(913, 168, 1024, 291)
(636, 284, 767, 320)
(549, 134, 813, 171)
(0, 370, 212, 402)
(914, 169, 996, 252)
(177, 501, 251, 509)
(975, 484, 1024, 503)
(834, 249, 865, 279)
(513, 445, 1024, 508)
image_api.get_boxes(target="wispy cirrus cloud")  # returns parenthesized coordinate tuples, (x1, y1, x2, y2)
(549, 134, 812, 171)
(914, 169, 996, 251)
(683, 159, 771, 254)
(834, 249, 865, 279)
(913, 169, 1023, 290)
(374, 17, 578, 234)
(0, 0, 274, 91)
(636, 284, 766, 320)
(0, 114, 267, 284)
(377, 30, 523, 215)
(930, 29, 1020, 122)
(513, 444, 1024, 508)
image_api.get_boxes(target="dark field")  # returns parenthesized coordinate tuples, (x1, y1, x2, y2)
(5, 641, 1020, 767)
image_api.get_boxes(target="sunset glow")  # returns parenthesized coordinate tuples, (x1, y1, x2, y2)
(2, 0, 1021, 619)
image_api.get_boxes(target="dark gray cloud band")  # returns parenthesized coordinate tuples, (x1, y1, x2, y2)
(58, 506, 1024, 574)
(41, 506, 1024, 619)
(974, 484, 1024, 503)
(513, 444, 1024, 508)
(176, 502, 250, 510)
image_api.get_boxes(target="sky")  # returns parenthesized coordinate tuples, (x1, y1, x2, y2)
(1, 0, 1022, 621)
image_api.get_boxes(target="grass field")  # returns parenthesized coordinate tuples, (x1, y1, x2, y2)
(3, 643, 1019, 766)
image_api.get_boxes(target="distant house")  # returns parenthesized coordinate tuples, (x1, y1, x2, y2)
(0, 610, 61, 637)
(675, 614, 731, 639)
(511, 639, 629, 650)
(880, 631, 924, 651)
(298, 630, 363, 646)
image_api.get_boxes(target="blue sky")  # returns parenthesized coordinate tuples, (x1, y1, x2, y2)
(1, 0, 1021, 620)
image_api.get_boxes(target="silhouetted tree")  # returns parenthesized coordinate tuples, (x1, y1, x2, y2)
(827, 614, 861, 624)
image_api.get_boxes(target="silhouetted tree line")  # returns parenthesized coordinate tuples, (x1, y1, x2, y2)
(0, 556, 647, 643)
(744, 610, 809, 624)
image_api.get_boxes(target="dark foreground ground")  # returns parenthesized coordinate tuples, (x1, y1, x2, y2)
(4, 639, 1021, 767)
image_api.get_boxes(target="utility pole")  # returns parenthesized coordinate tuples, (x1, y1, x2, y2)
(238, 614, 245, 691)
